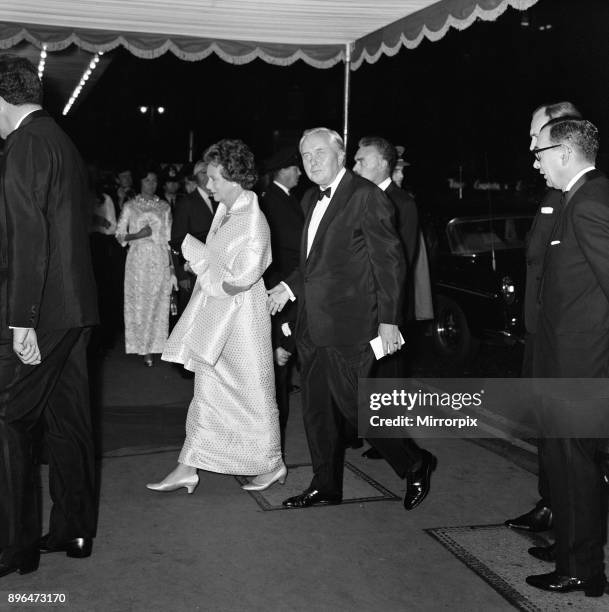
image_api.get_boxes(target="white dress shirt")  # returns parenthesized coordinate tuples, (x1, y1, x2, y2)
(273, 180, 290, 196)
(564, 166, 595, 193)
(197, 186, 214, 214)
(306, 167, 346, 257)
(378, 177, 392, 192)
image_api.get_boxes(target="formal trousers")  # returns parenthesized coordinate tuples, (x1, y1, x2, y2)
(522, 332, 550, 507)
(538, 394, 607, 579)
(297, 323, 423, 497)
(0, 328, 96, 560)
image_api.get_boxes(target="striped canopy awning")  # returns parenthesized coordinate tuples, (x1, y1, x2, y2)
(0, 0, 539, 69)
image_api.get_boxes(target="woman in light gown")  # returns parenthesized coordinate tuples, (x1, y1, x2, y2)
(116, 170, 177, 367)
(147, 139, 286, 494)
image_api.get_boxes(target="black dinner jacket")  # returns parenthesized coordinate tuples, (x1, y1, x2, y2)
(536, 169, 609, 377)
(385, 181, 419, 321)
(285, 169, 405, 347)
(0, 109, 98, 338)
(523, 188, 563, 334)
(170, 188, 215, 280)
(260, 181, 304, 287)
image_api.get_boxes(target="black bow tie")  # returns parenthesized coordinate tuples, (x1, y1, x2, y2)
(317, 187, 331, 201)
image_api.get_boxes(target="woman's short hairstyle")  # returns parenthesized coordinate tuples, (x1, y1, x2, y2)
(203, 139, 257, 189)
(0, 54, 42, 105)
(135, 167, 158, 188)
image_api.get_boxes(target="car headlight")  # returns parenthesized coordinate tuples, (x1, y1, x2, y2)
(501, 276, 516, 305)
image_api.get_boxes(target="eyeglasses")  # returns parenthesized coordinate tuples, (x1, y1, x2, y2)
(532, 144, 562, 161)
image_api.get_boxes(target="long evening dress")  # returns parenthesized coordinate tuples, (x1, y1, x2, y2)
(162, 190, 282, 475)
(117, 194, 172, 355)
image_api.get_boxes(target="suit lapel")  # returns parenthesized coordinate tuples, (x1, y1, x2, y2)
(299, 190, 316, 266)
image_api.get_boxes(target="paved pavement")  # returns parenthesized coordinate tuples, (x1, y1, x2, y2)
(1, 344, 606, 611)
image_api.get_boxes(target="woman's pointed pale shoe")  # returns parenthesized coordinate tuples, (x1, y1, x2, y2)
(146, 473, 199, 494)
(241, 463, 287, 492)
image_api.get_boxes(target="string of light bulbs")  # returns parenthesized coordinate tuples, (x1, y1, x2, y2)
(37, 44, 48, 79)
(62, 52, 103, 116)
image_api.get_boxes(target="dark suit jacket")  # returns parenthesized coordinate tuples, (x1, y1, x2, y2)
(260, 182, 304, 288)
(523, 188, 563, 334)
(385, 181, 419, 321)
(285, 169, 405, 347)
(170, 188, 214, 281)
(0, 109, 98, 339)
(535, 169, 609, 378)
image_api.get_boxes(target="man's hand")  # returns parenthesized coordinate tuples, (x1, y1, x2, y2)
(178, 278, 192, 291)
(12, 327, 41, 365)
(266, 284, 289, 315)
(170, 274, 178, 291)
(184, 261, 192, 273)
(378, 323, 403, 356)
(274, 347, 292, 366)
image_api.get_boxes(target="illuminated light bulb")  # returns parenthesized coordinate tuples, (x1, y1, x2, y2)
(139, 106, 148, 114)
(157, 106, 165, 114)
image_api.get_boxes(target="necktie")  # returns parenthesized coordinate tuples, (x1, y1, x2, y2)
(317, 187, 331, 201)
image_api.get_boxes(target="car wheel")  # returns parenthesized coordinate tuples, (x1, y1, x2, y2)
(432, 295, 479, 362)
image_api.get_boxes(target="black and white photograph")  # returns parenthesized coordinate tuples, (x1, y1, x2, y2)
(1, 0, 609, 610)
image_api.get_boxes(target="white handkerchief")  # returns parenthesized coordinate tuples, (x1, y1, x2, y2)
(541, 206, 554, 214)
(370, 332, 405, 360)
(550, 240, 561, 245)
(281, 322, 292, 337)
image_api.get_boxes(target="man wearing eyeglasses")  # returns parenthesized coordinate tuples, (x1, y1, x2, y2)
(505, 102, 581, 537)
(525, 118, 609, 596)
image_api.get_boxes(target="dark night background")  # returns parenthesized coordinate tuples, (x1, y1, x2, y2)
(40, 0, 609, 199)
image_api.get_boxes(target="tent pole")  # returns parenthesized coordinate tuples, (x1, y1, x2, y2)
(343, 43, 351, 149)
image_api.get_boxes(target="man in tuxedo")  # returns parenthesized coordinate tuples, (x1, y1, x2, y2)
(505, 102, 581, 536)
(353, 136, 432, 464)
(170, 159, 215, 316)
(353, 136, 419, 375)
(260, 148, 304, 454)
(0, 55, 99, 578)
(268, 127, 436, 510)
(525, 118, 609, 596)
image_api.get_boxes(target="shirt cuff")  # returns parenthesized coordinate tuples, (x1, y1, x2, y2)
(280, 281, 296, 302)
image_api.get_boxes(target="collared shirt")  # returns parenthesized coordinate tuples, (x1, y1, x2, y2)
(564, 166, 595, 193)
(378, 177, 392, 192)
(306, 167, 346, 257)
(197, 186, 214, 214)
(13, 107, 39, 132)
(273, 180, 290, 196)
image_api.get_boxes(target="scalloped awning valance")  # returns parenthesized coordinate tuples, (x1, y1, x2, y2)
(0, 0, 538, 69)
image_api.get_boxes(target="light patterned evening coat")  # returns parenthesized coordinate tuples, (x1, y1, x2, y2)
(163, 190, 282, 474)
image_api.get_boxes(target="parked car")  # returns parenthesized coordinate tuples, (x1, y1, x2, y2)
(422, 194, 535, 362)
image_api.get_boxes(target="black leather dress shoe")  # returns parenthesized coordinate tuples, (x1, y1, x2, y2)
(528, 542, 556, 562)
(362, 448, 383, 460)
(403, 450, 437, 511)
(39, 534, 93, 558)
(505, 503, 552, 532)
(0, 549, 40, 578)
(282, 489, 342, 509)
(526, 571, 607, 597)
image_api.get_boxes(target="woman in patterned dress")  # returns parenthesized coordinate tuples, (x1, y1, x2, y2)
(116, 170, 177, 366)
(147, 140, 285, 493)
